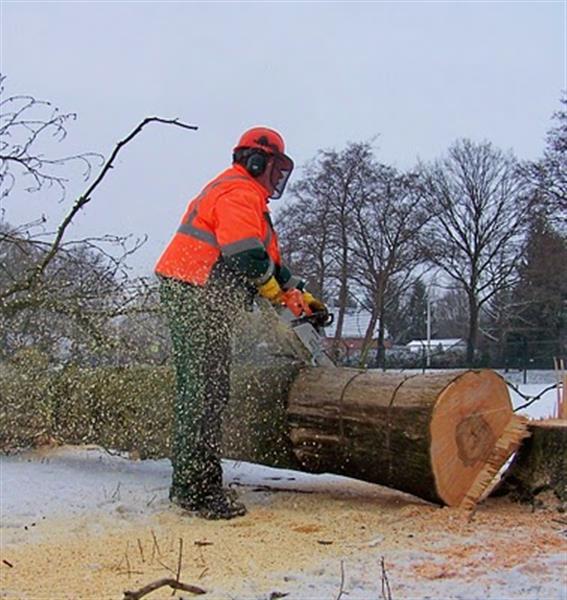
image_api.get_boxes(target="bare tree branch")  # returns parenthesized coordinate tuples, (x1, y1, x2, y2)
(0, 116, 197, 302)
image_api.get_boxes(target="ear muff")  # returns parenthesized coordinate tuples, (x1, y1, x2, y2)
(245, 152, 268, 177)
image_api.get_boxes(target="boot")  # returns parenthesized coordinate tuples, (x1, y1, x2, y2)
(198, 488, 247, 520)
(170, 485, 246, 519)
(169, 486, 202, 512)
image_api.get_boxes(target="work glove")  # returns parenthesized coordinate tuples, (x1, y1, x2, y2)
(303, 291, 330, 326)
(258, 276, 283, 303)
(258, 277, 311, 318)
(303, 291, 326, 313)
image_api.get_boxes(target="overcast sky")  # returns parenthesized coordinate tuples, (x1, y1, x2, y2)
(1, 1, 565, 275)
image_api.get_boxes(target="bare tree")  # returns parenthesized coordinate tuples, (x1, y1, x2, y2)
(281, 143, 379, 358)
(422, 139, 532, 364)
(434, 286, 469, 340)
(350, 170, 430, 366)
(0, 78, 197, 364)
(276, 182, 332, 299)
(0, 75, 98, 201)
(0, 220, 151, 362)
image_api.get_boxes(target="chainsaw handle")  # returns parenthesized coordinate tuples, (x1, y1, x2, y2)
(318, 310, 335, 327)
(292, 310, 334, 329)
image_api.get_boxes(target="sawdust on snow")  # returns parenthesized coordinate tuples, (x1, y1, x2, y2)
(2, 482, 566, 600)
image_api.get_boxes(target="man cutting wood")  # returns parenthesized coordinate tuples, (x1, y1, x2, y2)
(155, 127, 327, 519)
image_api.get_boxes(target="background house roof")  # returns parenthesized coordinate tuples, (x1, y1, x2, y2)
(406, 338, 466, 350)
(324, 308, 378, 339)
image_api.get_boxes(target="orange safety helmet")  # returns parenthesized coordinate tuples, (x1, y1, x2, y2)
(234, 127, 287, 155)
(233, 126, 294, 199)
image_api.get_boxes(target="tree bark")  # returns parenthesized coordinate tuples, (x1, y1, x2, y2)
(284, 368, 528, 506)
(375, 307, 387, 369)
(500, 419, 567, 508)
(466, 293, 479, 365)
(358, 306, 379, 367)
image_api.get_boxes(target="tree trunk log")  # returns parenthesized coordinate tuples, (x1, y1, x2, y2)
(501, 419, 567, 508)
(223, 310, 529, 507)
(285, 367, 528, 507)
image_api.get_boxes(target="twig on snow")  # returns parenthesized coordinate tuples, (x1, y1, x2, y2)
(172, 537, 184, 596)
(124, 542, 132, 579)
(156, 559, 176, 577)
(380, 556, 393, 600)
(136, 538, 145, 564)
(122, 578, 206, 599)
(150, 529, 161, 561)
(335, 560, 346, 600)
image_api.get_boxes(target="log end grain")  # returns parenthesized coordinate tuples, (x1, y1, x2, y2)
(430, 370, 529, 507)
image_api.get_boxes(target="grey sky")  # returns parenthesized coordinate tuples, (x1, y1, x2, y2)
(1, 1, 565, 275)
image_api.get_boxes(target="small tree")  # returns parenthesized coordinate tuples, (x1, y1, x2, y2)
(405, 280, 428, 342)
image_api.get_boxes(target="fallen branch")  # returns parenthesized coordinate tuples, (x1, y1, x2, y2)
(122, 578, 206, 599)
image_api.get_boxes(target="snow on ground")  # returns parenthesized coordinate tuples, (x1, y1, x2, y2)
(1, 380, 566, 599)
(2, 446, 566, 599)
(499, 369, 561, 420)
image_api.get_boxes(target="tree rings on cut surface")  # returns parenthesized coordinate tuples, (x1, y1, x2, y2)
(430, 370, 527, 507)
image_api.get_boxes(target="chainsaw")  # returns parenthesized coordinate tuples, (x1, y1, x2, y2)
(278, 307, 336, 368)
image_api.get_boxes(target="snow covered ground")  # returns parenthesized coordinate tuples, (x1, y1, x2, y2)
(1, 380, 565, 599)
(2, 445, 566, 600)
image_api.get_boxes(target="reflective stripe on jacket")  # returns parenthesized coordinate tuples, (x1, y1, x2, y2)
(155, 164, 284, 286)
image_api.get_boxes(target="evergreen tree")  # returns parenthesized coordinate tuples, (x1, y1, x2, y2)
(509, 213, 567, 366)
(405, 280, 428, 342)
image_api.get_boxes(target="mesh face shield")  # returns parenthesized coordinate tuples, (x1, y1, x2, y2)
(269, 153, 294, 199)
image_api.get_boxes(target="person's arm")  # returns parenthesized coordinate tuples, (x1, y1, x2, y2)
(214, 188, 273, 284)
(274, 263, 305, 291)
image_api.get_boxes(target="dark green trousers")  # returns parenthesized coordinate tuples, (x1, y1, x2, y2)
(159, 276, 243, 503)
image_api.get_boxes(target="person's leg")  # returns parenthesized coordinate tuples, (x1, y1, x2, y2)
(197, 297, 246, 518)
(159, 278, 210, 506)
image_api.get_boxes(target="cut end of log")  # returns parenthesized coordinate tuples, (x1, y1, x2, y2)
(458, 414, 530, 510)
(430, 370, 529, 508)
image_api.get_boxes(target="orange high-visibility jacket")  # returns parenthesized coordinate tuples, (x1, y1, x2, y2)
(155, 165, 297, 288)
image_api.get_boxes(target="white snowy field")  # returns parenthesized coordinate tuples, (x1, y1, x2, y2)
(1, 380, 565, 600)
